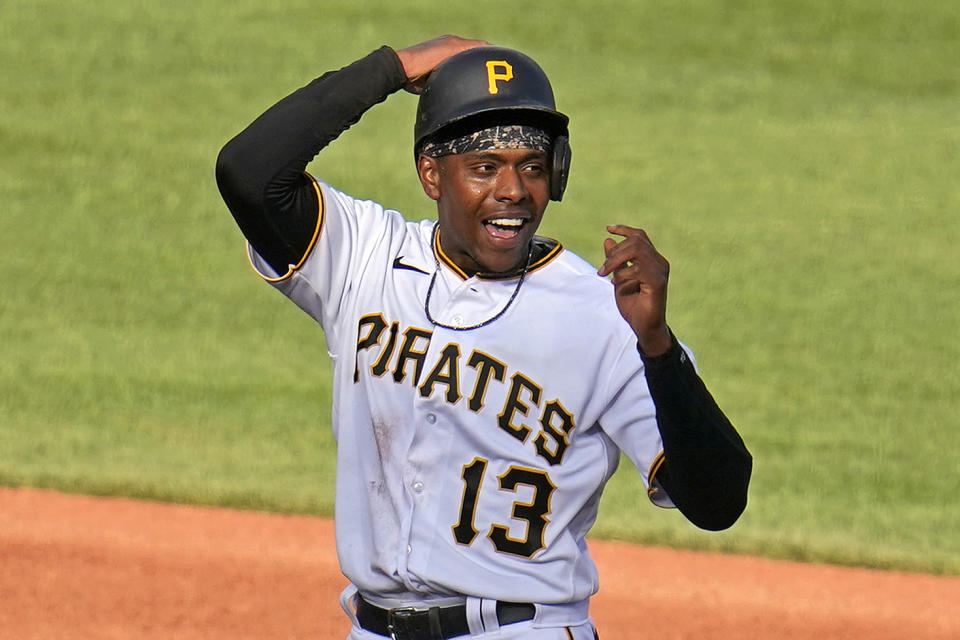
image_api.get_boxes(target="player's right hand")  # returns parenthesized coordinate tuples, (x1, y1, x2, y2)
(395, 35, 490, 94)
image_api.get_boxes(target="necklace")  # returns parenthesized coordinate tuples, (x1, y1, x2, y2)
(423, 227, 532, 332)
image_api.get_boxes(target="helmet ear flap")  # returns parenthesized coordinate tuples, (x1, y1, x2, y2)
(550, 134, 571, 201)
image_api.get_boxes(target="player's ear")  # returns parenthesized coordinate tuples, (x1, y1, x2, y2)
(417, 154, 441, 201)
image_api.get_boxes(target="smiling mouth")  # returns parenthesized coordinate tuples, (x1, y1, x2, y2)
(483, 217, 526, 240)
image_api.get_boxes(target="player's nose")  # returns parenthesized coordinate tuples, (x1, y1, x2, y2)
(494, 166, 528, 202)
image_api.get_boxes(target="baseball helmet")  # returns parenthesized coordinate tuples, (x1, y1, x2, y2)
(414, 46, 572, 201)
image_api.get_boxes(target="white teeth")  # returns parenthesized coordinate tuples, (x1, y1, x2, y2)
(487, 218, 523, 227)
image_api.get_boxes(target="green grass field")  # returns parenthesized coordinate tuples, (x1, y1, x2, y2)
(2, 1, 958, 575)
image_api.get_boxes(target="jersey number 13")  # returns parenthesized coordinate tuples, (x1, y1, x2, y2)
(452, 457, 556, 558)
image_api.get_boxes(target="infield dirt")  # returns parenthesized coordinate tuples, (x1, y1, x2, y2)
(1, 487, 957, 639)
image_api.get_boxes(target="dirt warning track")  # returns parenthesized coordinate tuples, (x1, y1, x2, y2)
(1, 488, 957, 639)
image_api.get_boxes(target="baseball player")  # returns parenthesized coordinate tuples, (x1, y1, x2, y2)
(216, 35, 751, 639)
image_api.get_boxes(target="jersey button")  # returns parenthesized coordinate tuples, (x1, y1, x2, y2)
(413, 481, 424, 493)
(425, 413, 437, 424)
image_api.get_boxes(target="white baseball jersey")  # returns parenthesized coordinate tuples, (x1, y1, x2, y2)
(246, 175, 674, 612)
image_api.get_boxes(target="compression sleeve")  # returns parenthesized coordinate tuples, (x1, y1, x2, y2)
(641, 333, 752, 531)
(215, 46, 407, 274)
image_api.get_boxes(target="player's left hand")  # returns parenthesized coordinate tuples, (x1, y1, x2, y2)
(598, 224, 672, 356)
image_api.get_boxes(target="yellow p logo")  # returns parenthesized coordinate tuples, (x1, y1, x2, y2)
(485, 60, 514, 94)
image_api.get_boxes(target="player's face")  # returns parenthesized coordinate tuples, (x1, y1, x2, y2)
(419, 148, 550, 275)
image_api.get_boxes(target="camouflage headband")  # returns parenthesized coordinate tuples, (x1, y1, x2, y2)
(420, 124, 552, 158)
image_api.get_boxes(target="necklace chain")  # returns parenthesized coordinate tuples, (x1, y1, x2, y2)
(423, 227, 532, 332)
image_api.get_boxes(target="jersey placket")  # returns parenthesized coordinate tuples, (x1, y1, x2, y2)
(395, 325, 459, 595)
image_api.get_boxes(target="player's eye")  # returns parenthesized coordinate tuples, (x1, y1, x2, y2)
(522, 162, 546, 175)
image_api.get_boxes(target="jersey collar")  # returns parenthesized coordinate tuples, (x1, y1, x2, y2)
(432, 228, 563, 281)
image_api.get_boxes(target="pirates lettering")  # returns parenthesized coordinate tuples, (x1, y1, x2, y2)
(355, 315, 576, 465)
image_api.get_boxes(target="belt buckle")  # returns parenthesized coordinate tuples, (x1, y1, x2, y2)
(387, 607, 420, 640)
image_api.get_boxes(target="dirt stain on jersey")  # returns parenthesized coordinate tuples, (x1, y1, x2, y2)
(369, 418, 393, 497)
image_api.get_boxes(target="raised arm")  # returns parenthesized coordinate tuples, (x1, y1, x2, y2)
(215, 36, 486, 274)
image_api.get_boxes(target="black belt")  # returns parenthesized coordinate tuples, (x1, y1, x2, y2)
(356, 595, 535, 639)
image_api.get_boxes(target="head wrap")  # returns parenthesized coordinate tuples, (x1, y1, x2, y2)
(420, 124, 552, 158)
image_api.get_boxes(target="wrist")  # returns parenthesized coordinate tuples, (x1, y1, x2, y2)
(636, 325, 672, 358)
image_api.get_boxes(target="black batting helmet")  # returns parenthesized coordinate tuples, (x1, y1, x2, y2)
(414, 46, 572, 201)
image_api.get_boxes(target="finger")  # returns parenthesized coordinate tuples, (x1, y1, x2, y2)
(599, 235, 649, 277)
(603, 237, 617, 257)
(599, 234, 649, 276)
(611, 230, 669, 272)
(403, 78, 426, 95)
(602, 225, 653, 261)
(605, 223, 638, 235)
(396, 35, 490, 84)
(606, 224, 655, 249)
(598, 237, 625, 276)
(601, 247, 669, 285)
(605, 224, 645, 238)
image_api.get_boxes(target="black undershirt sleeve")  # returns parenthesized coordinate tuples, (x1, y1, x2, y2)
(215, 46, 407, 274)
(642, 333, 752, 531)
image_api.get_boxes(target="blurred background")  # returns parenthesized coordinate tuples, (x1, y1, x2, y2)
(1, 0, 957, 574)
